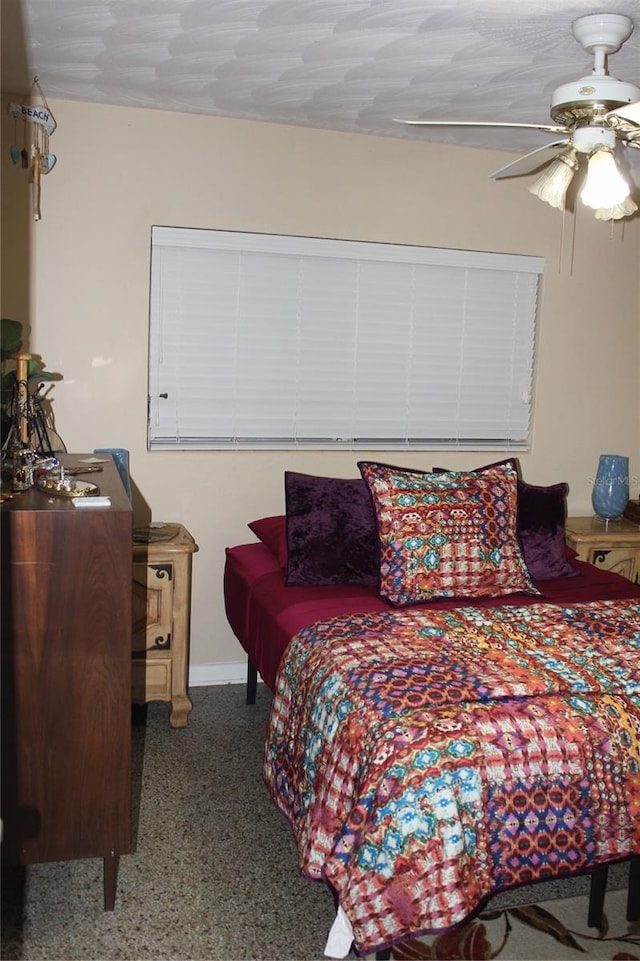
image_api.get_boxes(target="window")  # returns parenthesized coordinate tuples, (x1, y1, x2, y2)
(148, 227, 542, 451)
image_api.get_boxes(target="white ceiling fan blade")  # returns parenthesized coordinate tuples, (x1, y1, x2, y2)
(489, 141, 572, 180)
(607, 100, 640, 127)
(394, 119, 569, 134)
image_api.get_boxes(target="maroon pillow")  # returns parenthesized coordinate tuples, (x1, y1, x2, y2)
(284, 471, 378, 586)
(433, 460, 575, 580)
(248, 515, 287, 568)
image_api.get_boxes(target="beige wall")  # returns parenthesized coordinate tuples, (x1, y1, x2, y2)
(2, 95, 639, 674)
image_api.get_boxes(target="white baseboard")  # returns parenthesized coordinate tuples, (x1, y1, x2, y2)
(189, 660, 260, 688)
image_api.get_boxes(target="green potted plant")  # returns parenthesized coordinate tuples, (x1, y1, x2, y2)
(1, 317, 64, 452)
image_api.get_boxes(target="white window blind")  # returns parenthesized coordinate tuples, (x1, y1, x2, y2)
(148, 227, 542, 451)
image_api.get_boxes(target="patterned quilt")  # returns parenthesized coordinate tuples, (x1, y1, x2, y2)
(263, 599, 640, 956)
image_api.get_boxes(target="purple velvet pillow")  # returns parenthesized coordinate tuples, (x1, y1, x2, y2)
(248, 515, 288, 568)
(284, 471, 378, 586)
(516, 480, 576, 580)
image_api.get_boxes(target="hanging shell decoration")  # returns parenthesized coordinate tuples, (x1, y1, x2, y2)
(8, 77, 57, 221)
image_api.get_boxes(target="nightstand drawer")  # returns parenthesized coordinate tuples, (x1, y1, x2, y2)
(579, 547, 638, 582)
(132, 561, 173, 654)
(132, 658, 172, 703)
(131, 524, 198, 727)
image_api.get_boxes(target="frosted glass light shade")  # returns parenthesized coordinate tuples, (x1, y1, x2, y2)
(594, 195, 638, 221)
(528, 151, 577, 210)
(581, 149, 631, 209)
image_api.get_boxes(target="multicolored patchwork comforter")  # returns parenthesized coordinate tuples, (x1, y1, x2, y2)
(263, 599, 640, 956)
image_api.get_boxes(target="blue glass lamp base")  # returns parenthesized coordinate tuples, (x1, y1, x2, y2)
(591, 454, 629, 522)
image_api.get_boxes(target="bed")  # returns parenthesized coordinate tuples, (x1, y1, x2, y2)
(224, 462, 640, 958)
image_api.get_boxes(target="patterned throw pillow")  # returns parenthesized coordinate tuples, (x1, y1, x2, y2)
(358, 460, 539, 606)
(432, 460, 575, 580)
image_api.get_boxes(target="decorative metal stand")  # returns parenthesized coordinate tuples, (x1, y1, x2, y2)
(1, 353, 63, 490)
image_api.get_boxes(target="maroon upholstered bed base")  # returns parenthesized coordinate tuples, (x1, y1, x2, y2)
(224, 540, 640, 697)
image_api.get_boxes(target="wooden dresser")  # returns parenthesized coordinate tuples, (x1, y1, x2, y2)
(1, 454, 132, 910)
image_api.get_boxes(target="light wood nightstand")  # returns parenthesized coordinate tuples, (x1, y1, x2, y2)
(565, 516, 640, 584)
(132, 524, 198, 727)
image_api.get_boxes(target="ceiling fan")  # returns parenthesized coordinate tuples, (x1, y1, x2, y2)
(396, 13, 640, 221)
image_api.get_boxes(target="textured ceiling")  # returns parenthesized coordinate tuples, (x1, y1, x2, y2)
(2, 0, 640, 163)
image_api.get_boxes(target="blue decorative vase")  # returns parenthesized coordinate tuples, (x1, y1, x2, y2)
(591, 454, 629, 520)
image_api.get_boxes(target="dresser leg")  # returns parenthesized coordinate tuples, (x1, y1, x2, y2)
(103, 851, 119, 911)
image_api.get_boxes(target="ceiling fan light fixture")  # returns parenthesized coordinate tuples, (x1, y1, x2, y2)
(395, 13, 640, 224)
(580, 146, 631, 209)
(593, 195, 638, 221)
(528, 149, 578, 210)
(572, 124, 616, 153)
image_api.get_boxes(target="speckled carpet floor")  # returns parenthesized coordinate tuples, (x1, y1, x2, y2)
(0, 684, 631, 961)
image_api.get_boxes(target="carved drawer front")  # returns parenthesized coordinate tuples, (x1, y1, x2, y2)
(132, 561, 174, 655)
(565, 518, 640, 586)
(132, 658, 172, 703)
(131, 524, 198, 727)
(587, 548, 638, 583)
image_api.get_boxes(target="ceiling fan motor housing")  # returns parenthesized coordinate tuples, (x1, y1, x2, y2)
(551, 76, 640, 126)
(571, 14, 634, 54)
